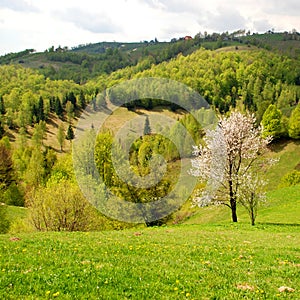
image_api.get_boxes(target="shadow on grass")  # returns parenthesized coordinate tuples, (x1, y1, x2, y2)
(257, 222, 300, 227)
(269, 138, 300, 153)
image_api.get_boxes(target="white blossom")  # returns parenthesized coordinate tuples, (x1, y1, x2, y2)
(190, 111, 276, 223)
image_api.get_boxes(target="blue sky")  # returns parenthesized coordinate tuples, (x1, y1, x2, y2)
(0, 0, 299, 55)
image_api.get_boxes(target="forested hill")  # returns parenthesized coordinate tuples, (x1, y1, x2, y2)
(89, 46, 300, 128)
(0, 31, 300, 232)
(0, 31, 300, 148)
(0, 39, 200, 83)
(0, 31, 299, 83)
(0, 41, 300, 143)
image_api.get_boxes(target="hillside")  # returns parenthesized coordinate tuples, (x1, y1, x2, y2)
(241, 32, 300, 58)
(6, 137, 300, 230)
(0, 39, 200, 83)
(1, 31, 299, 84)
(1, 29, 300, 300)
(0, 31, 300, 234)
(2, 44, 298, 153)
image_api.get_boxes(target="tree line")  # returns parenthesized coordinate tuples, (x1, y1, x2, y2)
(88, 47, 300, 140)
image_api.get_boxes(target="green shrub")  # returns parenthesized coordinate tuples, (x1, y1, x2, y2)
(279, 170, 300, 188)
(1, 183, 24, 206)
(27, 180, 93, 231)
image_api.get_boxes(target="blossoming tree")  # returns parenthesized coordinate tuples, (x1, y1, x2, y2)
(190, 112, 274, 224)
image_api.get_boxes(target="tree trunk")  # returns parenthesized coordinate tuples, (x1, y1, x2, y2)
(229, 177, 238, 222)
(231, 201, 238, 222)
(250, 210, 255, 226)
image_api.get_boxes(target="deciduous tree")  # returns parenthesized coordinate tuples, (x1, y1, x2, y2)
(288, 104, 300, 139)
(65, 101, 74, 123)
(0, 140, 14, 191)
(237, 172, 267, 225)
(261, 104, 282, 139)
(27, 180, 92, 231)
(57, 123, 65, 152)
(32, 121, 47, 147)
(190, 112, 273, 223)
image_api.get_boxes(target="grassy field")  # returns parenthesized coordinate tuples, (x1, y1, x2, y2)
(0, 224, 299, 299)
(2, 109, 300, 299)
(174, 183, 300, 226)
(266, 140, 300, 190)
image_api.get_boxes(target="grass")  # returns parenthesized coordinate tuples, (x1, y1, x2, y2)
(0, 224, 299, 299)
(266, 140, 300, 190)
(184, 184, 300, 226)
(6, 206, 27, 221)
(2, 110, 300, 299)
(174, 140, 300, 226)
(258, 185, 300, 225)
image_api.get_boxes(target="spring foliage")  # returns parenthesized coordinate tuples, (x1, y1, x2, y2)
(191, 112, 274, 224)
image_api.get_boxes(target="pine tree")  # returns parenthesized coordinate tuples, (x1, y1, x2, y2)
(78, 90, 86, 108)
(0, 95, 5, 115)
(54, 97, 63, 118)
(143, 116, 151, 135)
(0, 119, 4, 139)
(49, 96, 55, 112)
(36, 96, 45, 122)
(66, 125, 75, 141)
(68, 92, 77, 108)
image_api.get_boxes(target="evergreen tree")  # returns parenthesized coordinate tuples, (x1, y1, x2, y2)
(36, 96, 45, 122)
(49, 96, 55, 112)
(0, 119, 4, 139)
(143, 116, 151, 135)
(78, 90, 86, 108)
(68, 92, 77, 108)
(66, 125, 75, 141)
(54, 97, 63, 118)
(0, 95, 5, 115)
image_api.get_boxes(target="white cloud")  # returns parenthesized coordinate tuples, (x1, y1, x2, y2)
(55, 8, 121, 34)
(0, 0, 38, 12)
(261, 0, 300, 16)
(202, 7, 247, 32)
(252, 19, 273, 33)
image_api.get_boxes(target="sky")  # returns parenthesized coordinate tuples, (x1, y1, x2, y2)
(0, 0, 299, 55)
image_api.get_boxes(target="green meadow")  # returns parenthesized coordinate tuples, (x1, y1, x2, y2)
(1, 224, 299, 299)
(1, 140, 300, 299)
(1, 33, 300, 299)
